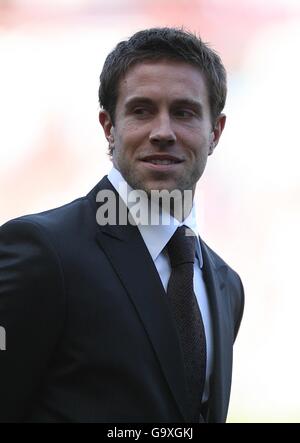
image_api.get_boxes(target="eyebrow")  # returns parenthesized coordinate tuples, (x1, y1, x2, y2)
(124, 97, 154, 110)
(124, 96, 203, 113)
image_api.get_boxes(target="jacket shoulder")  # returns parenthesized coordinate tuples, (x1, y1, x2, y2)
(0, 177, 107, 238)
(201, 239, 245, 340)
(201, 239, 240, 276)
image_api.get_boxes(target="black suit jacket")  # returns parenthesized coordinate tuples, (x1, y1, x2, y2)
(0, 177, 244, 423)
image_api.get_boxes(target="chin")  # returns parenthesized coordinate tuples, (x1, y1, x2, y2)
(144, 181, 178, 193)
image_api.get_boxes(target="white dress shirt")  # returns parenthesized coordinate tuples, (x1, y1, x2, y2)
(107, 167, 213, 402)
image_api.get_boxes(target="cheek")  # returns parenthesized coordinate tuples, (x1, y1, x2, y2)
(179, 125, 208, 145)
(183, 136, 209, 160)
(113, 132, 141, 164)
(121, 127, 148, 152)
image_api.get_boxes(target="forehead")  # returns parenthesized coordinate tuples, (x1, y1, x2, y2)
(117, 60, 209, 106)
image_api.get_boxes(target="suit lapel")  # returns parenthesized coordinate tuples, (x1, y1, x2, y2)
(200, 240, 234, 423)
(93, 179, 190, 421)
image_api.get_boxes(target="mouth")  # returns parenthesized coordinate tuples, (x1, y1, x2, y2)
(140, 155, 184, 169)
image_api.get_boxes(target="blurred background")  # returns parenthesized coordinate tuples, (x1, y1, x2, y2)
(1, 0, 300, 422)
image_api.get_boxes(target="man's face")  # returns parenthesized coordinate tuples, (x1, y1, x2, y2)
(100, 60, 225, 195)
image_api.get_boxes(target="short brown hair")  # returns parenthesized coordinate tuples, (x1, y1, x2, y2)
(99, 27, 227, 126)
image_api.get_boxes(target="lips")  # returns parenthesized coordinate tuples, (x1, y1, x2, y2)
(141, 155, 184, 165)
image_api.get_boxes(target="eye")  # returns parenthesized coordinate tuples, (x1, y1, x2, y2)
(173, 109, 195, 118)
(132, 107, 151, 117)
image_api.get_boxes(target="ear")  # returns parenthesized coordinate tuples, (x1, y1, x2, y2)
(99, 110, 114, 144)
(208, 113, 226, 155)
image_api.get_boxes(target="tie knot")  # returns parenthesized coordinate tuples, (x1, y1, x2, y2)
(166, 226, 196, 268)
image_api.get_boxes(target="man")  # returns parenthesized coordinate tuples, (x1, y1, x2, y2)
(0, 28, 244, 423)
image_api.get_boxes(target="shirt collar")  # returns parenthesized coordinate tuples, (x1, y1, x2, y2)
(107, 167, 203, 268)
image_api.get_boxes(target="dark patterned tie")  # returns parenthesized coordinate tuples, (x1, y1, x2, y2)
(166, 226, 207, 422)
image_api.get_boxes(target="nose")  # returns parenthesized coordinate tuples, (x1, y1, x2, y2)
(149, 113, 176, 147)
